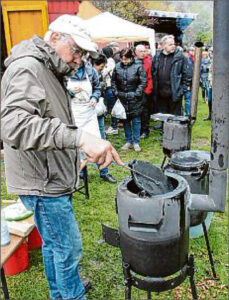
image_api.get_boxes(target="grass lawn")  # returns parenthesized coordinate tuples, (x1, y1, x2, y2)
(1, 98, 228, 300)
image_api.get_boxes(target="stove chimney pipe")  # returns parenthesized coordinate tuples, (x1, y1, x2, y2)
(190, 42, 203, 122)
(189, 0, 229, 212)
(209, 0, 229, 211)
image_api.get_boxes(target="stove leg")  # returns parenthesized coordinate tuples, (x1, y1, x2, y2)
(189, 274, 198, 300)
(123, 262, 132, 300)
(147, 291, 152, 300)
(83, 166, 90, 199)
(202, 221, 217, 279)
(188, 255, 198, 300)
(161, 155, 167, 169)
(125, 285, 131, 300)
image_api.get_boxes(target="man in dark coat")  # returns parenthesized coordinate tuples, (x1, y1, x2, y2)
(152, 35, 188, 116)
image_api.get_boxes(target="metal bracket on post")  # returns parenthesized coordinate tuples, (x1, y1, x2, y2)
(102, 224, 120, 247)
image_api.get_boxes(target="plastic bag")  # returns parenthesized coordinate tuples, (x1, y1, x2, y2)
(3, 199, 33, 221)
(3, 204, 33, 221)
(111, 99, 126, 119)
(95, 97, 107, 117)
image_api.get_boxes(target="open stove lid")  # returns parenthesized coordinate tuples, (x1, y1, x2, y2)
(129, 160, 173, 196)
(170, 150, 210, 171)
(166, 115, 190, 124)
(151, 113, 190, 124)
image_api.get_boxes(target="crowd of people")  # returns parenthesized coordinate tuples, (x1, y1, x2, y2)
(1, 14, 213, 300)
(74, 33, 213, 154)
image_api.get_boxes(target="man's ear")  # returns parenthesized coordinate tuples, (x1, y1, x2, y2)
(50, 32, 62, 46)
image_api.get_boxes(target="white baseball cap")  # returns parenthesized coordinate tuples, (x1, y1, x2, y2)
(49, 14, 98, 58)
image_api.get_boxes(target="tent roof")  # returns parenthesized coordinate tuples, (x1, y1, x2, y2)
(147, 10, 197, 20)
(84, 12, 155, 42)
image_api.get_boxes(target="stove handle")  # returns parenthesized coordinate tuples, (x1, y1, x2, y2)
(128, 215, 164, 233)
(195, 161, 209, 181)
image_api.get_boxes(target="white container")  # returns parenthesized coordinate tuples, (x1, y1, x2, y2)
(1, 211, 11, 246)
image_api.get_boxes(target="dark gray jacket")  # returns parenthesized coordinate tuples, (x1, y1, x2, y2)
(111, 58, 147, 119)
(1, 36, 82, 196)
(152, 48, 188, 102)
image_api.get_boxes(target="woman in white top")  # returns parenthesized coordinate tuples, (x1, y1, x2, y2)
(66, 54, 101, 138)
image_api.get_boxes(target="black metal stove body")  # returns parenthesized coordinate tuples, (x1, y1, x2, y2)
(102, 169, 199, 299)
(162, 116, 191, 157)
(103, 171, 190, 277)
(157, 42, 203, 163)
(117, 173, 190, 277)
(165, 150, 218, 279)
(165, 150, 210, 226)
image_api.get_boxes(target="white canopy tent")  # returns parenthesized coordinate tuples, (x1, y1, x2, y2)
(84, 12, 155, 55)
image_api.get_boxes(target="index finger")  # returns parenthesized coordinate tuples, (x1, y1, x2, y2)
(99, 150, 113, 170)
(111, 146, 123, 166)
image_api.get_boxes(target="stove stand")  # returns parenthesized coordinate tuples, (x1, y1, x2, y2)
(102, 225, 198, 300)
(201, 221, 217, 279)
(122, 255, 198, 300)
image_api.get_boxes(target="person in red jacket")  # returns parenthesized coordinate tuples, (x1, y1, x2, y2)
(135, 44, 153, 138)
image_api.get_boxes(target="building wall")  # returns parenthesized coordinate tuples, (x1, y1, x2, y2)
(1, 0, 80, 55)
(1, 1, 49, 54)
(48, 1, 80, 23)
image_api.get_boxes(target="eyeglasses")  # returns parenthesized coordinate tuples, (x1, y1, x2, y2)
(68, 41, 86, 57)
(62, 35, 86, 57)
(69, 42, 86, 57)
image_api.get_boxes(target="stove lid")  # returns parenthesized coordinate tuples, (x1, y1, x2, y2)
(129, 160, 173, 196)
(170, 150, 210, 170)
(166, 115, 190, 124)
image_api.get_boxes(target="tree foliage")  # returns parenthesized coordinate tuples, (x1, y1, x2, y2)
(92, 0, 156, 26)
(92, 0, 213, 46)
(144, 0, 213, 46)
(183, 2, 213, 46)
(142, 1, 175, 12)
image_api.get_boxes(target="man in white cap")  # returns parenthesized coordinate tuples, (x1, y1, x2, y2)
(1, 15, 122, 300)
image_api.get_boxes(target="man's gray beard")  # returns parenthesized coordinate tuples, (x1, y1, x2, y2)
(68, 62, 78, 70)
(69, 60, 84, 70)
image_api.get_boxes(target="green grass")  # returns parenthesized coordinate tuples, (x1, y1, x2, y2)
(1, 97, 228, 300)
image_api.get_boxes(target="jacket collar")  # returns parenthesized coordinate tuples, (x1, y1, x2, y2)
(158, 48, 183, 62)
(32, 36, 72, 77)
(5, 35, 73, 78)
(120, 57, 135, 67)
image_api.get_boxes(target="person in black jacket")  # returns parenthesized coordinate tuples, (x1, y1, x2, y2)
(152, 35, 188, 117)
(112, 48, 147, 152)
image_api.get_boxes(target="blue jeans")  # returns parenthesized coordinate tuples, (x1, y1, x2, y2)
(97, 115, 106, 139)
(20, 195, 86, 300)
(184, 90, 191, 116)
(207, 87, 212, 104)
(105, 87, 118, 129)
(124, 117, 141, 144)
(200, 79, 209, 100)
(97, 115, 108, 176)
